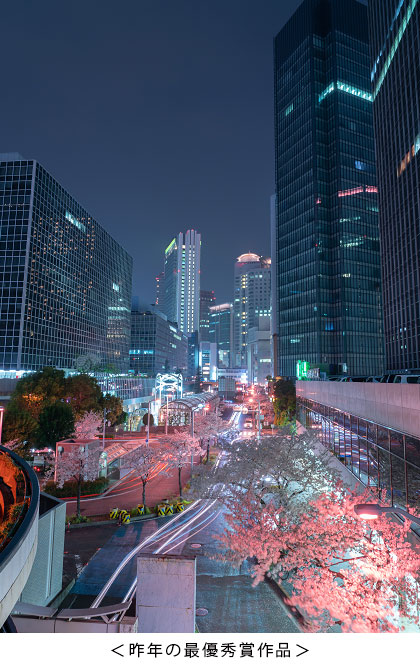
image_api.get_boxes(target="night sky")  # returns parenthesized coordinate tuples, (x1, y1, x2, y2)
(1, 0, 302, 303)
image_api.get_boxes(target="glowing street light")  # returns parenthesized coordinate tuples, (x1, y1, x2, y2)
(354, 503, 420, 526)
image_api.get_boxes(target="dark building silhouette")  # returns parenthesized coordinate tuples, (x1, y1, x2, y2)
(369, 0, 420, 372)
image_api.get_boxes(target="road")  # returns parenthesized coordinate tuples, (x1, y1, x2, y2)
(61, 499, 301, 632)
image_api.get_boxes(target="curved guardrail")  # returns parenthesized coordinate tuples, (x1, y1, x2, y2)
(0, 445, 39, 628)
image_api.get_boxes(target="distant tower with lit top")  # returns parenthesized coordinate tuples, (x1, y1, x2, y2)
(233, 253, 271, 368)
(162, 230, 201, 334)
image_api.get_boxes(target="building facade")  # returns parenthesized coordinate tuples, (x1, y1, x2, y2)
(155, 271, 164, 308)
(162, 230, 201, 334)
(199, 289, 216, 340)
(0, 154, 132, 373)
(273, 0, 383, 378)
(130, 304, 187, 376)
(297, 381, 420, 535)
(247, 315, 272, 385)
(233, 253, 271, 367)
(209, 302, 233, 369)
(369, 0, 420, 372)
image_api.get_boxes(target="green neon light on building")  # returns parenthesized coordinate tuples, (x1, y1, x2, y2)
(373, 0, 418, 99)
(165, 238, 176, 255)
(296, 360, 309, 379)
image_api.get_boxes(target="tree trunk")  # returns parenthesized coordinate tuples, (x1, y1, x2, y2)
(206, 439, 210, 464)
(77, 476, 81, 518)
(178, 466, 182, 499)
(142, 479, 146, 506)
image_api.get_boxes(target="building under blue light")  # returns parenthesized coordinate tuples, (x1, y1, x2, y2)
(273, 0, 383, 378)
(0, 153, 132, 373)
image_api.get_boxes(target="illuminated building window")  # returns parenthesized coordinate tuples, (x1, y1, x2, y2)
(318, 80, 372, 104)
(373, 0, 418, 98)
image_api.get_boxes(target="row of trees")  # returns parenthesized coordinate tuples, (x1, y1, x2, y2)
(188, 428, 420, 633)
(3, 367, 125, 455)
(55, 428, 205, 518)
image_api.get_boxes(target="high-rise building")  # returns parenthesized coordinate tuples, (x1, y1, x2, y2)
(199, 289, 216, 339)
(0, 153, 132, 373)
(155, 271, 164, 307)
(130, 303, 187, 376)
(273, 0, 383, 378)
(369, 0, 420, 373)
(233, 253, 271, 367)
(247, 315, 271, 385)
(209, 302, 233, 369)
(163, 230, 201, 334)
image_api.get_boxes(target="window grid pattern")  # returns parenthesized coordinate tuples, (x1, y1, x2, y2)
(274, 0, 383, 378)
(0, 158, 132, 371)
(298, 397, 420, 535)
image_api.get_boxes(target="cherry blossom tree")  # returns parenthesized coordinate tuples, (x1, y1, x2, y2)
(56, 444, 101, 518)
(73, 411, 102, 440)
(219, 484, 420, 632)
(194, 409, 226, 463)
(123, 445, 168, 506)
(189, 428, 336, 512)
(162, 431, 204, 499)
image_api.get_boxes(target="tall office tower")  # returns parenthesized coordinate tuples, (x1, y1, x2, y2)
(199, 289, 216, 339)
(270, 194, 279, 377)
(0, 154, 132, 373)
(369, 0, 420, 373)
(163, 230, 201, 334)
(155, 271, 164, 307)
(233, 254, 271, 367)
(209, 302, 233, 369)
(274, 0, 383, 378)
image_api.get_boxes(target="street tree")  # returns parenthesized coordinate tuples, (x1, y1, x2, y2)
(56, 443, 101, 518)
(219, 484, 420, 632)
(99, 393, 125, 426)
(189, 428, 336, 512)
(194, 409, 226, 463)
(2, 405, 38, 454)
(73, 411, 102, 440)
(123, 445, 168, 506)
(9, 367, 67, 420)
(37, 402, 75, 449)
(64, 374, 102, 421)
(272, 379, 296, 426)
(74, 353, 102, 373)
(163, 431, 204, 499)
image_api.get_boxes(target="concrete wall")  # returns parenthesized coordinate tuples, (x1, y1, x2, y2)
(0, 514, 38, 627)
(13, 616, 137, 633)
(20, 496, 66, 606)
(136, 554, 196, 632)
(297, 381, 420, 438)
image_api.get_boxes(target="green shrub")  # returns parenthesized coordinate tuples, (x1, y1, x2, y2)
(130, 507, 139, 517)
(44, 477, 108, 498)
(144, 506, 152, 515)
(68, 514, 90, 524)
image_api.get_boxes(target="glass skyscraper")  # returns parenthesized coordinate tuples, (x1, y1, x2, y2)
(209, 302, 233, 369)
(0, 154, 132, 372)
(273, 0, 383, 378)
(163, 230, 201, 334)
(369, 0, 420, 372)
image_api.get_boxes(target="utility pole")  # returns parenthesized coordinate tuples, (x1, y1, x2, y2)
(146, 401, 150, 446)
(102, 407, 106, 451)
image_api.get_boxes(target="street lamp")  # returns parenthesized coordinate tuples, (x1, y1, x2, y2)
(354, 503, 420, 527)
